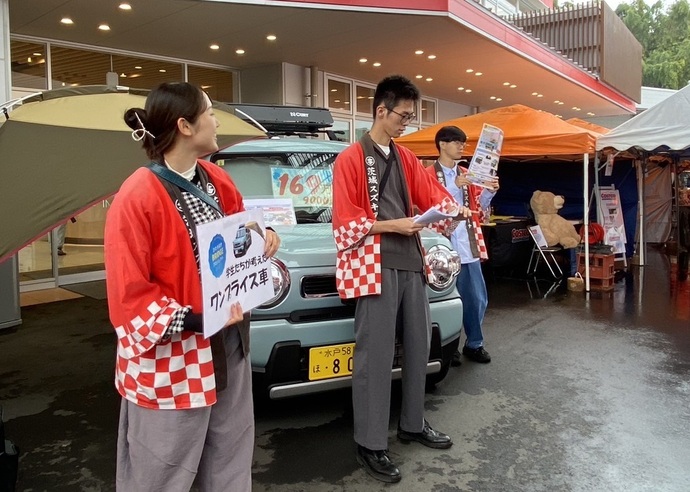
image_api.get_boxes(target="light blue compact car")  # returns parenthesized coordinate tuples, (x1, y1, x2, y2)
(211, 137, 463, 399)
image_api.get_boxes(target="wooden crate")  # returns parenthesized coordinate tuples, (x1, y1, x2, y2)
(588, 276, 615, 291)
(576, 253, 614, 280)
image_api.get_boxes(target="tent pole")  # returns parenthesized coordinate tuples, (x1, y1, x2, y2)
(584, 153, 590, 291)
(637, 157, 646, 266)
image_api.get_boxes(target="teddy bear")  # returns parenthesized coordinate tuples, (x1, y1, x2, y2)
(529, 190, 581, 249)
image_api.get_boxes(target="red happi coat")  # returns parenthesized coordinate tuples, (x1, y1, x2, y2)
(332, 141, 459, 299)
(426, 163, 488, 261)
(104, 160, 244, 410)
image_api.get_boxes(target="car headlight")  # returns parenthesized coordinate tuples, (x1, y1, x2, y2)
(258, 258, 291, 308)
(425, 244, 461, 292)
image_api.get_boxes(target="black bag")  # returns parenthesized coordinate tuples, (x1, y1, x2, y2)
(0, 407, 19, 492)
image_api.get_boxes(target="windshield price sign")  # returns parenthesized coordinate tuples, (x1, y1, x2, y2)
(270, 166, 332, 207)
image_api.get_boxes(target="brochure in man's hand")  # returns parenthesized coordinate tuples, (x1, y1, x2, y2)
(413, 206, 455, 225)
(466, 123, 504, 188)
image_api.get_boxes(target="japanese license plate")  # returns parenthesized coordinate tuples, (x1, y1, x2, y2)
(308, 343, 355, 381)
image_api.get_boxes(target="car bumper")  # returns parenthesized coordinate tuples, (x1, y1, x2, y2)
(250, 297, 463, 399)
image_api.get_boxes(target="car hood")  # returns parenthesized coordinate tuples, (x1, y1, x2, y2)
(271, 223, 452, 268)
(272, 224, 336, 268)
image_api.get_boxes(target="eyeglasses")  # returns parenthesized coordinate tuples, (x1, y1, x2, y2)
(387, 108, 417, 124)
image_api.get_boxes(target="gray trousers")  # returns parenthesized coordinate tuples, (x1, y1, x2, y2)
(116, 328, 254, 492)
(353, 268, 431, 450)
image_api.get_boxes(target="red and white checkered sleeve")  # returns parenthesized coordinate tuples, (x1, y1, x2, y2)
(426, 197, 460, 235)
(114, 297, 185, 360)
(333, 218, 374, 251)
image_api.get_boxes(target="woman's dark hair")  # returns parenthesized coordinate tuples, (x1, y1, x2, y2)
(372, 75, 420, 118)
(124, 82, 209, 162)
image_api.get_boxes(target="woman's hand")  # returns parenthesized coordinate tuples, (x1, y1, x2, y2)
(223, 302, 244, 328)
(263, 229, 281, 257)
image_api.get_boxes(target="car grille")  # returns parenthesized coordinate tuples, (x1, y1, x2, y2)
(301, 275, 338, 298)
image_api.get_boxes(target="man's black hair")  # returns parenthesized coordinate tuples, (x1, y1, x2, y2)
(372, 75, 420, 118)
(435, 125, 467, 152)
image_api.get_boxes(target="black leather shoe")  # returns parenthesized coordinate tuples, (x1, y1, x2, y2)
(356, 445, 401, 483)
(397, 420, 453, 449)
(451, 349, 462, 367)
(462, 345, 491, 363)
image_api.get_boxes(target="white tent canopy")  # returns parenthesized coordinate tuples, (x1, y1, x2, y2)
(596, 83, 690, 153)
(594, 82, 690, 268)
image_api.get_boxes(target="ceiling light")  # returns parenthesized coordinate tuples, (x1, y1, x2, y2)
(475, 72, 483, 76)
(120, 73, 127, 77)
(587, 112, 595, 116)
(532, 92, 539, 96)
(134, 66, 142, 69)
(503, 82, 510, 86)
(427, 55, 436, 60)
(490, 96, 496, 100)
(426, 77, 433, 82)
(537, 94, 543, 98)
(457, 87, 464, 91)
(465, 89, 472, 93)
(98, 23, 110, 31)
(159, 69, 166, 73)
(416, 75, 423, 79)
(33, 52, 42, 57)
(235, 49, 245, 55)
(554, 100, 560, 103)
(266, 34, 277, 41)
(559, 101, 564, 105)
(359, 58, 368, 63)
(119, 3, 132, 10)
(128, 73, 140, 78)
(496, 98, 502, 101)
(415, 50, 424, 55)
(334, 99, 340, 103)
(466, 68, 474, 73)
(201, 85, 212, 89)
(26, 57, 32, 63)
(60, 17, 73, 25)
(210, 44, 220, 50)
(373, 62, 381, 67)
(330, 88, 337, 92)
(510, 84, 517, 88)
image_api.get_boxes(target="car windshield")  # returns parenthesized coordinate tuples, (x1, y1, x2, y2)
(217, 151, 338, 224)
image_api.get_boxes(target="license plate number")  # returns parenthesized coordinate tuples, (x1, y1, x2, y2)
(308, 343, 355, 381)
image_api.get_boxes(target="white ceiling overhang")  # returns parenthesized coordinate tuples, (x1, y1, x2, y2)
(8, 0, 637, 119)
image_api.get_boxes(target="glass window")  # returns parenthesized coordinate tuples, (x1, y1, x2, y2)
(355, 85, 375, 115)
(421, 99, 436, 124)
(355, 119, 371, 142)
(331, 119, 351, 142)
(111, 54, 183, 89)
(328, 79, 351, 112)
(188, 66, 234, 102)
(10, 40, 48, 90)
(50, 46, 111, 87)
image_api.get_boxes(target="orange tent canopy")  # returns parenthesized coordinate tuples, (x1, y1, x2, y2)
(396, 104, 597, 160)
(566, 117, 610, 135)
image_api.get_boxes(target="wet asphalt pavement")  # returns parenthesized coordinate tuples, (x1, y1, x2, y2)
(1, 247, 688, 491)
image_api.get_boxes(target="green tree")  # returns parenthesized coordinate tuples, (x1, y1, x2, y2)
(616, 0, 690, 89)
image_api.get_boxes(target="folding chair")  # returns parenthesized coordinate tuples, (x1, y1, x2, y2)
(526, 225, 563, 279)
